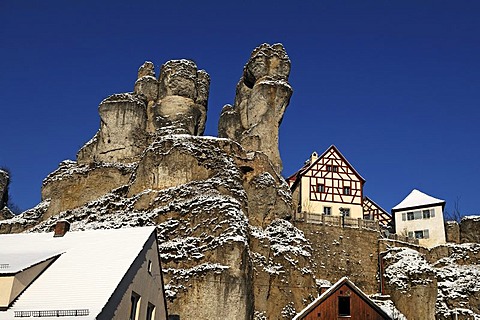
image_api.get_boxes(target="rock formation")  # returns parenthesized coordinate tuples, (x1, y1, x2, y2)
(0, 170, 14, 220)
(218, 43, 293, 173)
(2, 43, 479, 320)
(1, 45, 319, 319)
(77, 60, 209, 164)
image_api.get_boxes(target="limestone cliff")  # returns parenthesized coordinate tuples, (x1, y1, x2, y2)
(218, 43, 292, 173)
(0, 44, 318, 320)
(1, 43, 479, 320)
(0, 169, 14, 220)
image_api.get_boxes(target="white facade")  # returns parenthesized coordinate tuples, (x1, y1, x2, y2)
(392, 189, 446, 247)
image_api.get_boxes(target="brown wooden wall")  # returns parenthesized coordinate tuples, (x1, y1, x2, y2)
(300, 284, 388, 320)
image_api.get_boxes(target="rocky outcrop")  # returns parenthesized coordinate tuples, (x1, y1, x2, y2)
(77, 60, 210, 164)
(0, 170, 8, 209)
(218, 43, 293, 173)
(459, 216, 480, 244)
(0, 169, 14, 220)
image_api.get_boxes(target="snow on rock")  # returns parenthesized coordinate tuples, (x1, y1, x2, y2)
(384, 247, 434, 292)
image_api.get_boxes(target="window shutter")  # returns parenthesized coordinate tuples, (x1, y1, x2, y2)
(430, 209, 435, 218)
(424, 229, 429, 239)
(402, 213, 406, 221)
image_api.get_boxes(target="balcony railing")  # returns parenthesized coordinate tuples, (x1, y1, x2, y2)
(14, 309, 89, 317)
(296, 212, 381, 231)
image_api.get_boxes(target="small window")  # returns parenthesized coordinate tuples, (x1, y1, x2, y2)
(129, 292, 141, 320)
(402, 212, 406, 221)
(332, 166, 338, 172)
(317, 184, 325, 193)
(146, 302, 156, 320)
(338, 296, 350, 316)
(414, 230, 424, 239)
(340, 208, 350, 217)
(408, 231, 414, 238)
(323, 207, 332, 215)
(326, 165, 332, 171)
(343, 186, 351, 195)
(148, 260, 152, 275)
(407, 212, 414, 221)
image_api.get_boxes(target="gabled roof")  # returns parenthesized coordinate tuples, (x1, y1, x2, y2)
(293, 277, 392, 320)
(288, 145, 365, 190)
(0, 226, 157, 318)
(392, 189, 445, 212)
(0, 250, 61, 275)
(364, 196, 390, 216)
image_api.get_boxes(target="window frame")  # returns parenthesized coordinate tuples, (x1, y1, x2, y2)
(343, 186, 351, 195)
(146, 302, 156, 320)
(323, 206, 332, 215)
(129, 291, 141, 320)
(338, 296, 351, 317)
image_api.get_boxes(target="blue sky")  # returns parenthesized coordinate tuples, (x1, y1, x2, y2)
(1, 1, 479, 217)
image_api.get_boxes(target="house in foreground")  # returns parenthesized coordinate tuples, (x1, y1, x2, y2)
(288, 145, 391, 228)
(293, 277, 393, 320)
(392, 189, 446, 247)
(0, 223, 167, 320)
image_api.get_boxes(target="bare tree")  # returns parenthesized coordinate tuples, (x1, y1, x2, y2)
(445, 196, 462, 223)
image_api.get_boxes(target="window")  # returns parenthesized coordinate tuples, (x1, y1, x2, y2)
(129, 292, 141, 320)
(405, 209, 435, 221)
(413, 229, 430, 239)
(338, 296, 350, 316)
(148, 260, 152, 275)
(407, 212, 414, 221)
(146, 303, 156, 320)
(323, 206, 332, 215)
(326, 165, 338, 172)
(317, 184, 325, 193)
(340, 208, 350, 217)
(343, 186, 351, 195)
(423, 209, 435, 219)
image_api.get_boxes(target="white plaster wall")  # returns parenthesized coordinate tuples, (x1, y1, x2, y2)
(394, 204, 446, 247)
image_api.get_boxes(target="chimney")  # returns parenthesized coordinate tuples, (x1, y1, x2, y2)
(320, 285, 330, 295)
(310, 151, 318, 164)
(54, 220, 70, 237)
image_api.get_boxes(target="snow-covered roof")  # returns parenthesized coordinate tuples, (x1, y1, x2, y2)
(392, 189, 445, 211)
(0, 250, 62, 274)
(0, 226, 156, 319)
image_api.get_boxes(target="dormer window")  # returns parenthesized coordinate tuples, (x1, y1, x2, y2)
(326, 165, 338, 172)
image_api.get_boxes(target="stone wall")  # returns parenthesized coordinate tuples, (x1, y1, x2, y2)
(294, 221, 381, 294)
(445, 217, 480, 244)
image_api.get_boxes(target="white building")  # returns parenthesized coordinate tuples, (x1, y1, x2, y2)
(392, 189, 446, 247)
(0, 224, 168, 320)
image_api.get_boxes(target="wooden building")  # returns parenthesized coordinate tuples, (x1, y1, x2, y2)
(293, 277, 393, 320)
(288, 145, 391, 226)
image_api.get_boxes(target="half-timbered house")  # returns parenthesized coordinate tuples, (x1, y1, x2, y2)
(363, 197, 391, 228)
(292, 277, 393, 320)
(288, 145, 365, 219)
